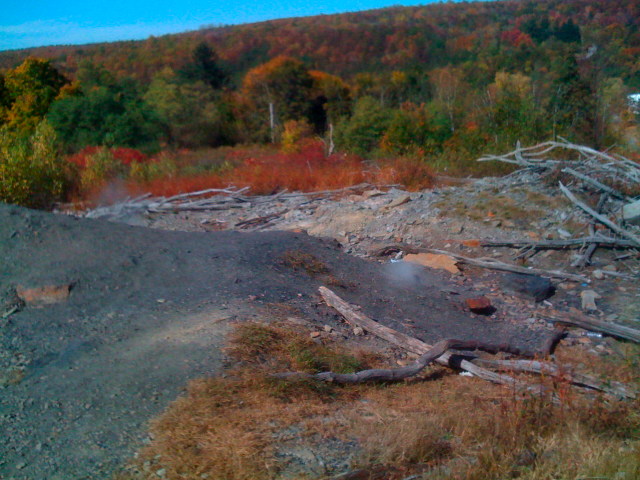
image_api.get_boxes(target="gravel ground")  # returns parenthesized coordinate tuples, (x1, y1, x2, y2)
(0, 203, 552, 479)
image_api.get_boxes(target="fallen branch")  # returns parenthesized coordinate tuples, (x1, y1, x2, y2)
(317, 288, 637, 398)
(558, 182, 640, 248)
(424, 248, 589, 282)
(561, 167, 630, 201)
(275, 338, 536, 384)
(546, 312, 640, 344)
(471, 358, 636, 399)
(318, 287, 547, 395)
(481, 236, 637, 250)
(235, 209, 290, 229)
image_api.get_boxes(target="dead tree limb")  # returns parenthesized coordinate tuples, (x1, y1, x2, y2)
(274, 339, 542, 384)
(545, 312, 640, 344)
(559, 182, 640, 248)
(471, 358, 636, 399)
(318, 288, 636, 398)
(481, 236, 637, 250)
(318, 287, 545, 394)
(235, 209, 289, 229)
(424, 248, 589, 282)
(561, 167, 630, 201)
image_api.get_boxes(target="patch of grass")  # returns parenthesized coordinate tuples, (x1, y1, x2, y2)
(225, 322, 367, 376)
(280, 250, 330, 276)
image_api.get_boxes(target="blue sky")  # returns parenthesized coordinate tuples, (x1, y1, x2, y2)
(0, 0, 436, 51)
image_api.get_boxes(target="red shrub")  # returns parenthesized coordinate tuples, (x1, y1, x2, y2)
(111, 148, 148, 165)
(125, 140, 435, 199)
(67, 146, 148, 168)
(67, 146, 101, 168)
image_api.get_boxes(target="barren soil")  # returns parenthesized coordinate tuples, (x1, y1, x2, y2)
(0, 202, 555, 479)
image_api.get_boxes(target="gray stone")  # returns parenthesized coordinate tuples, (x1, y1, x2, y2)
(622, 199, 640, 225)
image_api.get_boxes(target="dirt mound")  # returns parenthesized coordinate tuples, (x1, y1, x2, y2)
(0, 203, 548, 478)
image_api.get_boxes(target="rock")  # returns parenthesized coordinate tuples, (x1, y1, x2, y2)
(592, 269, 604, 280)
(310, 331, 321, 338)
(384, 194, 411, 209)
(557, 228, 572, 239)
(465, 296, 494, 315)
(448, 221, 464, 234)
(580, 290, 601, 311)
(156, 468, 167, 477)
(404, 253, 460, 274)
(353, 326, 365, 336)
(461, 239, 480, 248)
(323, 325, 333, 333)
(622, 199, 640, 225)
(16, 284, 70, 305)
(363, 189, 383, 199)
(491, 220, 502, 228)
(501, 274, 555, 302)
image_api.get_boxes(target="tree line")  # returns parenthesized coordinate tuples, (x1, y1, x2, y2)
(0, 0, 639, 207)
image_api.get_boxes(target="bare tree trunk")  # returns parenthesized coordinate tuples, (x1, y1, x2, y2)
(327, 122, 335, 156)
(269, 102, 276, 144)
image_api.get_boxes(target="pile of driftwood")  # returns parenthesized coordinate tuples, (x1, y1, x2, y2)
(479, 139, 640, 272)
(83, 183, 397, 229)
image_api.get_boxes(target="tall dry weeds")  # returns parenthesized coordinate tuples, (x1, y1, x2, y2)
(116, 323, 640, 480)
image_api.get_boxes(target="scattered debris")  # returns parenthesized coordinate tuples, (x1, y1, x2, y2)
(580, 290, 601, 312)
(318, 286, 552, 396)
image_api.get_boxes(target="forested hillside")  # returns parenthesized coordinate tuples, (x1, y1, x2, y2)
(2, 0, 639, 86)
(1, 0, 639, 208)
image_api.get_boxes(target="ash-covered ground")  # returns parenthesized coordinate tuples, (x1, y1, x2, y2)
(0, 202, 557, 479)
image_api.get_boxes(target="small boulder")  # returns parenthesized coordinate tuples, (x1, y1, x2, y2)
(622, 199, 640, 225)
(465, 296, 494, 315)
(501, 274, 555, 302)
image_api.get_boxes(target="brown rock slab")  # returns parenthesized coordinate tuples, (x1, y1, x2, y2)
(16, 284, 70, 305)
(404, 253, 460, 274)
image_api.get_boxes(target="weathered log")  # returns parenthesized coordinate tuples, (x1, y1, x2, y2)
(546, 312, 640, 344)
(481, 236, 637, 250)
(424, 249, 589, 282)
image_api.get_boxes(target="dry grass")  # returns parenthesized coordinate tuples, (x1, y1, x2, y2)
(115, 323, 640, 480)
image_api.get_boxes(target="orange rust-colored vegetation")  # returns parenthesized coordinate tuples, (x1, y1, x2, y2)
(70, 141, 435, 201)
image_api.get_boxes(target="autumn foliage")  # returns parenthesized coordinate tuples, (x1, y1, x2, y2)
(128, 140, 434, 198)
